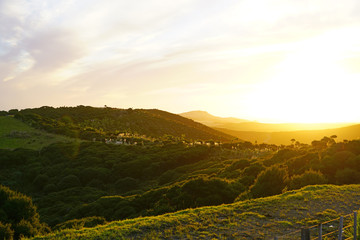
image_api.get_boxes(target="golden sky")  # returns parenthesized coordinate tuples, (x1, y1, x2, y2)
(1, 0, 360, 123)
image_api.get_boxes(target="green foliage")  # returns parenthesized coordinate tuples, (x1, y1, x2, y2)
(32, 185, 360, 240)
(1, 130, 360, 238)
(335, 168, 360, 184)
(0, 185, 48, 239)
(58, 175, 82, 190)
(0, 141, 231, 227)
(249, 166, 288, 198)
(8, 109, 18, 115)
(0, 222, 14, 240)
(288, 169, 327, 190)
(70, 177, 242, 222)
(115, 177, 138, 193)
(33, 175, 49, 192)
(15, 106, 233, 141)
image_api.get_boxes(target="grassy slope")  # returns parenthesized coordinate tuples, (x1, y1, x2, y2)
(0, 116, 76, 150)
(33, 185, 360, 239)
(216, 124, 360, 145)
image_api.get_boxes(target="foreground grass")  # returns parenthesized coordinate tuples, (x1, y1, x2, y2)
(0, 116, 77, 150)
(32, 185, 360, 239)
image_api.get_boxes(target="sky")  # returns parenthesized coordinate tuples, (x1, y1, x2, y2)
(1, 0, 360, 123)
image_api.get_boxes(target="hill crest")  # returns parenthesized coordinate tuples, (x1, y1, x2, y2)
(16, 106, 235, 142)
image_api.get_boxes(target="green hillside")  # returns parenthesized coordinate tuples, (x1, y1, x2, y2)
(1, 108, 360, 239)
(16, 106, 234, 142)
(0, 116, 76, 150)
(32, 184, 360, 239)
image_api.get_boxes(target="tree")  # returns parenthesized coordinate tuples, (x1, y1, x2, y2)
(8, 109, 18, 115)
(330, 135, 337, 141)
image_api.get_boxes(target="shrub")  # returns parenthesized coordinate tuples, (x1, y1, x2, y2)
(0, 185, 48, 239)
(32, 174, 49, 191)
(250, 166, 288, 198)
(13, 219, 36, 240)
(58, 175, 82, 190)
(335, 168, 360, 184)
(288, 169, 327, 190)
(43, 184, 57, 194)
(226, 159, 251, 171)
(115, 177, 138, 193)
(0, 222, 14, 240)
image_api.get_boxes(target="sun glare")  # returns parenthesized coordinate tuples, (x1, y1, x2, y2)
(245, 31, 360, 123)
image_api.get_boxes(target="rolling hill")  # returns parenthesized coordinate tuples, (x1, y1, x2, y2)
(217, 124, 360, 145)
(180, 111, 354, 132)
(180, 110, 360, 144)
(32, 184, 360, 239)
(180, 110, 250, 126)
(16, 106, 235, 142)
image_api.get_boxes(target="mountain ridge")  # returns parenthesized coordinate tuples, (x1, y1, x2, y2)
(216, 123, 360, 145)
(180, 110, 355, 132)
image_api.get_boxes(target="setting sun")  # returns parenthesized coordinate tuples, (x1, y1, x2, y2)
(243, 28, 360, 123)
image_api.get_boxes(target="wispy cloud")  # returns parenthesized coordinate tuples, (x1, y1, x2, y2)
(1, 0, 360, 122)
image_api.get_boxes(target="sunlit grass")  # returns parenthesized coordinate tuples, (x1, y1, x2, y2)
(31, 185, 360, 239)
(0, 116, 78, 150)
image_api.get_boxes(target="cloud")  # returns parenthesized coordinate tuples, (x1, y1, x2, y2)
(0, 0, 360, 122)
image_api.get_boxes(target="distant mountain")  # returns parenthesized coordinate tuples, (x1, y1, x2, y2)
(180, 111, 250, 126)
(180, 111, 353, 132)
(16, 106, 234, 142)
(216, 124, 360, 145)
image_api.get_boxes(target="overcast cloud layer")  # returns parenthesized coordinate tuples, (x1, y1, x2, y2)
(1, 0, 360, 122)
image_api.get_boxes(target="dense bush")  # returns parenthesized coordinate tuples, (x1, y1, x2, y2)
(0, 185, 49, 239)
(250, 166, 288, 198)
(0, 222, 13, 240)
(288, 170, 327, 190)
(335, 168, 360, 184)
(2, 136, 360, 232)
(58, 175, 82, 190)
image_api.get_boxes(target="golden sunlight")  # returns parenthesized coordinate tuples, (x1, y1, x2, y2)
(244, 30, 360, 123)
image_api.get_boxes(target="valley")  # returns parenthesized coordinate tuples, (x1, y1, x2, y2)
(181, 111, 360, 145)
(1, 106, 360, 239)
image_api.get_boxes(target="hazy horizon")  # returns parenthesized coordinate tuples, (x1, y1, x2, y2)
(1, 0, 360, 123)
